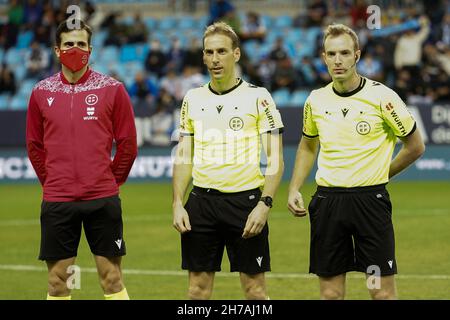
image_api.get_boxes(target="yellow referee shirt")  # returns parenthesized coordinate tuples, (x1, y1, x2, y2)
(303, 77, 416, 187)
(180, 79, 284, 192)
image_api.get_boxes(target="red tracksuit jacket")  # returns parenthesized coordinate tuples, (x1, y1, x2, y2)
(26, 68, 137, 202)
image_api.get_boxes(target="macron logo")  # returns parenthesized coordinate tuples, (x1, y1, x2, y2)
(256, 256, 263, 267)
(388, 260, 393, 269)
(115, 239, 122, 249)
(47, 97, 54, 107)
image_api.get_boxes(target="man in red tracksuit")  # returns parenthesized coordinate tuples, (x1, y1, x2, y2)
(26, 19, 137, 300)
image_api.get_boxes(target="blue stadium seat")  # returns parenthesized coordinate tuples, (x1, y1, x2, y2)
(292, 40, 315, 60)
(197, 16, 209, 29)
(273, 15, 293, 29)
(91, 62, 108, 75)
(120, 44, 139, 63)
(286, 29, 306, 43)
(178, 16, 195, 30)
(100, 46, 119, 64)
(10, 95, 28, 110)
(144, 17, 157, 31)
(135, 43, 149, 61)
(261, 15, 272, 29)
(127, 61, 144, 74)
(272, 89, 291, 107)
(291, 90, 309, 107)
(91, 30, 107, 47)
(0, 94, 11, 110)
(16, 31, 34, 49)
(120, 16, 135, 26)
(306, 27, 322, 42)
(265, 29, 285, 45)
(14, 64, 27, 82)
(5, 48, 24, 66)
(19, 79, 36, 97)
(158, 17, 177, 31)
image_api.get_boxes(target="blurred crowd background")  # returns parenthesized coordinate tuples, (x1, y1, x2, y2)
(0, 0, 449, 146)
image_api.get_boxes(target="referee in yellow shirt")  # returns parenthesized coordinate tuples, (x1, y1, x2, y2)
(288, 24, 425, 300)
(172, 22, 284, 300)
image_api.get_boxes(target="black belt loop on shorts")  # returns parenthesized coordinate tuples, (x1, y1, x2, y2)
(317, 183, 387, 193)
(192, 186, 261, 196)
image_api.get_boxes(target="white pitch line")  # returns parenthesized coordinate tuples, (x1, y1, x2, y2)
(0, 264, 449, 280)
(0, 209, 449, 227)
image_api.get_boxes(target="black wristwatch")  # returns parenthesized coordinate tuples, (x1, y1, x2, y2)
(259, 196, 273, 208)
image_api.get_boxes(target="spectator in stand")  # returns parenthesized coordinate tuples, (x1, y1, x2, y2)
(24, 0, 43, 28)
(208, 0, 235, 25)
(127, 13, 148, 44)
(394, 16, 430, 74)
(306, 0, 328, 27)
(150, 88, 176, 146)
(103, 12, 129, 47)
(34, 24, 52, 46)
(25, 40, 50, 80)
(178, 65, 205, 101)
(437, 13, 450, 47)
(0, 63, 17, 96)
(272, 57, 298, 93)
(129, 71, 159, 117)
(240, 11, 267, 43)
(373, 39, 396, 85)
(5, 0, 24, 49)
(183, 37, 204, 73)
(357, 51, 384, 82)
(297, 56, 317, 86)
(349, 0, 368, 28)
(160, 67, 183, 101)
(393, 68, 413, 102)
(257, 55, 276, 90)
(325, 0, 352, 26)
(394, 15, 431, 95)
(221, 8, 242, 38)
(145, 39, 167, 79)
(269, 37, 289, 62)
(166, 37, 186, 74)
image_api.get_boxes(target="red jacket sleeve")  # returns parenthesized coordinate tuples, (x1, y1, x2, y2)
(111, 84, 138, 186)
(26, 90, 47, 185)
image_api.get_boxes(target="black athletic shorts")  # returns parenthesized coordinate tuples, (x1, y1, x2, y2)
(39, 195, 126, 261)
(308, 184, 397, 277)
(181, 186, 270, 274)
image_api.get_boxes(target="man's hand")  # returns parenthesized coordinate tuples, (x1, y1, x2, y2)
(172, 204, 191, 234)
(287, 190, 307, 217)
(242, 202, 269, 239)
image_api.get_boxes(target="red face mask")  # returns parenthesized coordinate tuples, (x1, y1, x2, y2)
(59, 47, 90, 72)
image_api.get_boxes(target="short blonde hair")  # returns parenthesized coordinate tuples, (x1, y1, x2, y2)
(203, 21, 240, 49)
(323, 24, 359, 52)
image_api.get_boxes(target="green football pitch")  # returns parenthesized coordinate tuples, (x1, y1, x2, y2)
(0, 181, 449, 300)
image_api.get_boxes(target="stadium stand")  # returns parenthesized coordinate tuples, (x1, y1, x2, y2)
(0, 0, 448, 145)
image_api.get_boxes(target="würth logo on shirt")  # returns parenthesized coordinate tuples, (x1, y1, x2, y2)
(83, 107, 98, 120)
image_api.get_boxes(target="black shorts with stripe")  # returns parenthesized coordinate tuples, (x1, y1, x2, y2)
(308, 184, 397, 277)
(39, 195, 126, 261)
(181, 186, 270, 274)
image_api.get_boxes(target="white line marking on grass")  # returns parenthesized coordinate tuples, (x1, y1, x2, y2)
(1, 208, 449, 227)
(1, 264, 449, 280)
